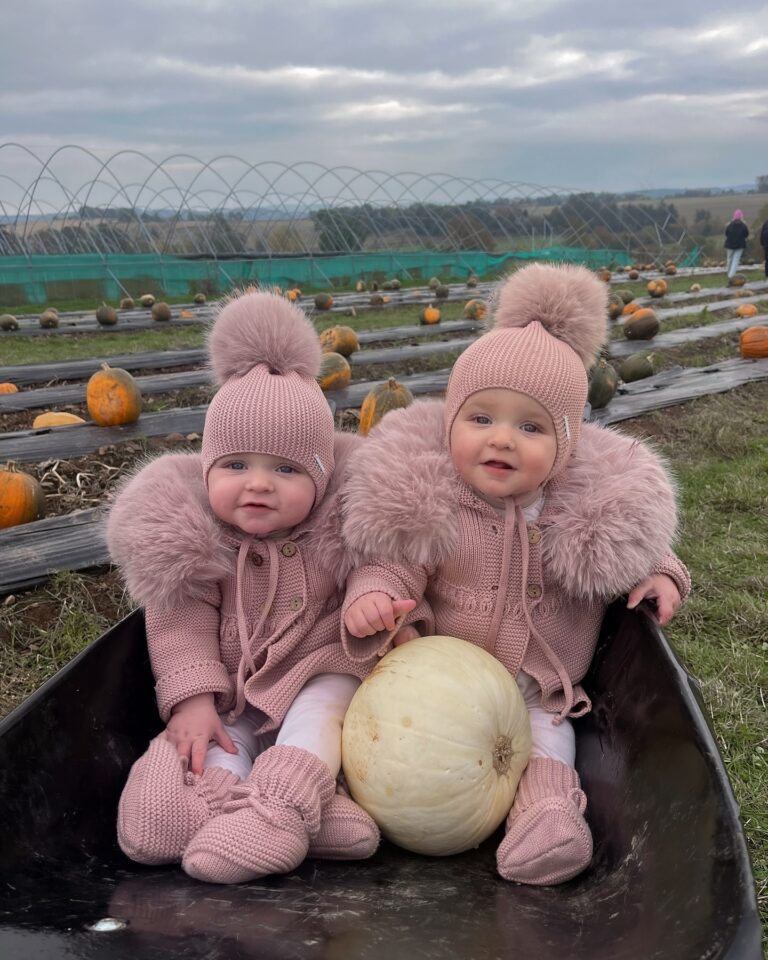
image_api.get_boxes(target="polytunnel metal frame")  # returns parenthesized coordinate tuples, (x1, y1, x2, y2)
(0, 143, 694, 265)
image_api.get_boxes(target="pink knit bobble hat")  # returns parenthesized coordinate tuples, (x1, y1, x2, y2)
(202, 290, 334, 501)
(444, 263, 608, 482)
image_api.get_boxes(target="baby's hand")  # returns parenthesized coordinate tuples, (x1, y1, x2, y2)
(165, 692, 238, 776)
(344, 593, 417, 638)
(392, 624, 421, 647)
(626, 574, 682, 626)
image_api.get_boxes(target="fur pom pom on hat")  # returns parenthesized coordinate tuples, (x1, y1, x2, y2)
(202, 289, 334, 501)
(445, 263, 609, 483)
(207, 289, 323, 384)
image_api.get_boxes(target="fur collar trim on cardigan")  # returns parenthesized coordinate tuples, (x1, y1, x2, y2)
(106, 431, 360, 611)
(341, 400, 679, 599)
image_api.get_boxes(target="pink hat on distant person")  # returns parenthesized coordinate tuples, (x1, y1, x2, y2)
(444, 263, 608, 482)
(201, 290, 334, 502)
(733, 209, 744, 220)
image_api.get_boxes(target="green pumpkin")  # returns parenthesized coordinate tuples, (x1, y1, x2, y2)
(618, 354, 654, 383)
(624, 309, 659, 340)
(588, 359, 619, 409)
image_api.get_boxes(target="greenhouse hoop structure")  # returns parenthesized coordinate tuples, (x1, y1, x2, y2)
(0, 144, 697, 304)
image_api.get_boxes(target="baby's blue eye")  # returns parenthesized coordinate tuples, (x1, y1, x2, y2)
(521, 423, 539, 433)
(473, 415, 492, 425)
(227, 461, 246, 470)
(276, 464, 296, 474)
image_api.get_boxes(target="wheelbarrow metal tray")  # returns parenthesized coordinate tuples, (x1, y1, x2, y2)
(0, 603, 760, 960)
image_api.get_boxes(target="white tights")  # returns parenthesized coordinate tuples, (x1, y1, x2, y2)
(203, 673, 360, 781)
(203, 669, 574, 781)
(517, 670, 576, 767)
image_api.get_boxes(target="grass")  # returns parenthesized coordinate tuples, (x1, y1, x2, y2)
(0, 569, 134, 717)
(622, 383, 768, 935)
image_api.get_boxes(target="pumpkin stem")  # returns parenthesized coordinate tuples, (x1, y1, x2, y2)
(492, 735, 513, 776)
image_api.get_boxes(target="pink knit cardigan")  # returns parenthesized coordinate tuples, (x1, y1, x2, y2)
(107, 432, 378, 729)
(340, 400, 691, 721)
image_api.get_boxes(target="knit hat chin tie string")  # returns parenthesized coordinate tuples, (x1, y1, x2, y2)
(485, 498, 574, 725)
(231, 536, 280, 719)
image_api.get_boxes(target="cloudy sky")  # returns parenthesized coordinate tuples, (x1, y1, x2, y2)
(2, 0, 768, 206)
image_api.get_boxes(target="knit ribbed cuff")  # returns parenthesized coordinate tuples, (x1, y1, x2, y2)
(156, 660, 233, 722)
(650, 552, 692, 603)
(515, 758, 581, 812)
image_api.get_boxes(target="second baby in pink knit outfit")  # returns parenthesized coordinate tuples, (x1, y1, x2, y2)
(107, 290, 404, 884)
(341, 263, 691, 886)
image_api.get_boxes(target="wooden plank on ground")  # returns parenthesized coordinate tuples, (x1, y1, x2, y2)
(0, 369, 214, 414)
(608, 315, 762, 358)
(0, 320, 478, 388)
(0, 508, 108, 593)
(0, 349, 206, 387)
(591, 358, 768, 424)
(0, 331, 478, 412)
(0, 407, 210, 463)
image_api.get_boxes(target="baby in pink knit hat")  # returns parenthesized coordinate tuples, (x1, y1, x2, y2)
(340, 263, 691, 886)
(108, 289, 391, 884)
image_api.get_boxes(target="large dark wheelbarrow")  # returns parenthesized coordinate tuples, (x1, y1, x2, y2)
(0, 602, 760, 960)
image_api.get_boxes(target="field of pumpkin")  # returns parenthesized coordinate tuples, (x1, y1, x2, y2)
(1, 263, 766, 931)
(1, 266, 767, 554)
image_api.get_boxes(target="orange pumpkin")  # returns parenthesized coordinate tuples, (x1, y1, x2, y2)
(119, 297, 135, 310)
(420, 305, 441, 325)
(665, 264, 677, 275)
(0, 465, 46, 529)
(33, 412, 87, 428)
(628, 269, 640, 279)
(463, 299, 487, 322)
(359, 377, 415, 436)
(139, 294, 156, 308)
(647, 279, 667, 298)
(151, 302, 172, 322)
(736, 304, 759, 319)
(314, 293, 334, 310)
(355, 280, 366, 293)
(596, 268, 612, 282)
(0, 383, 19, 394)
(319, 325, 359, 357)
(622, 301, 640, 316)
(316, 352, 351, 391)
(39, 309, 59, 329)
(739, 326, 768, 359)
(86, 363, 143, 426)
(434, 284, 450, 299)
(179, 309, 194, 318)
(193, 293, 207, 304)
(466, 274, 479, 288)
(285, 288, 302, 302)
(728, 274, 746, 288)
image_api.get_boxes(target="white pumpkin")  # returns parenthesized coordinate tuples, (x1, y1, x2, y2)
(341, 635, 531, 856)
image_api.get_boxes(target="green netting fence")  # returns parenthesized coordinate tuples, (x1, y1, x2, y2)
(0, 246, 699, 307)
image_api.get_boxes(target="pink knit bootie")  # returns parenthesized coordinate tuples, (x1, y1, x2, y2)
(307, 790, 380, 860)
(117, 734, 240, 865)
(182, 745, 336, 883)
(496, 757, 593, 885)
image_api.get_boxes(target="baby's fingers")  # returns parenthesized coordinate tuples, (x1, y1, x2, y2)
(213, 726, 238, 756)
(370, 595, 397, 632)
(189, 736, 210, 776)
